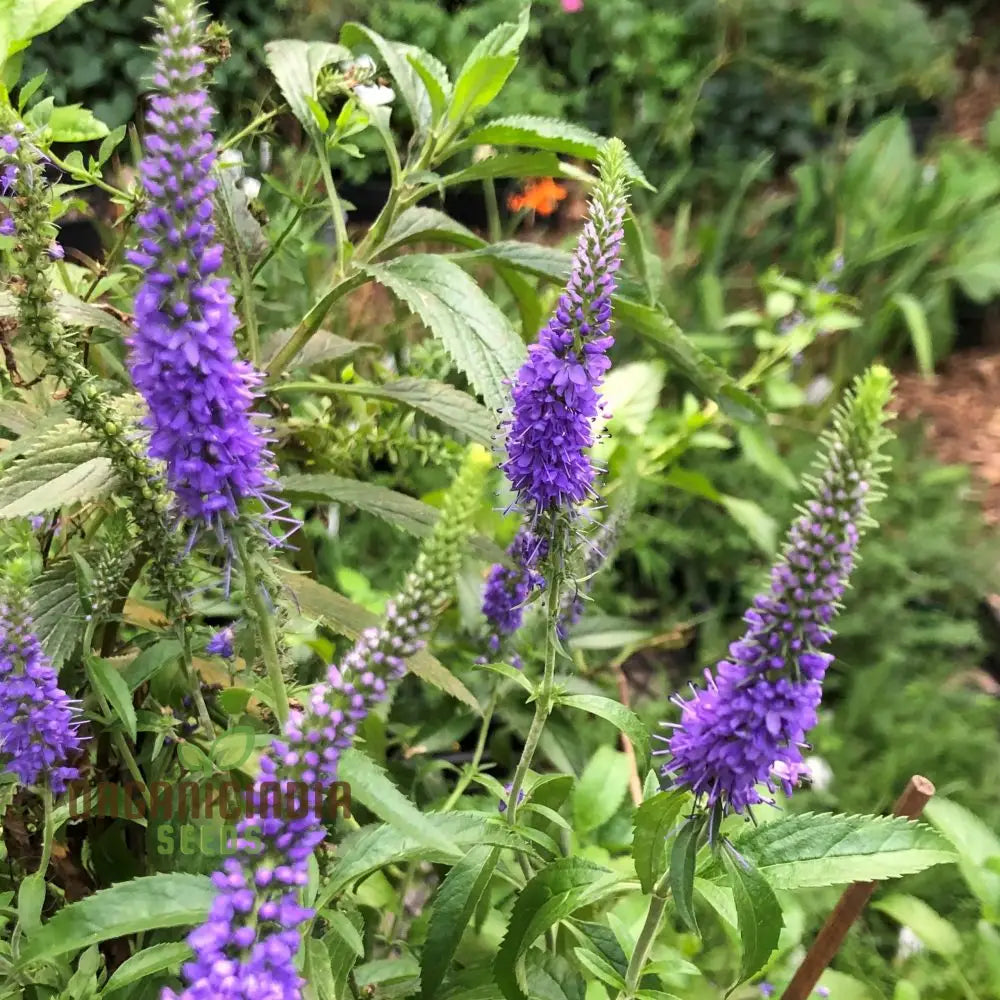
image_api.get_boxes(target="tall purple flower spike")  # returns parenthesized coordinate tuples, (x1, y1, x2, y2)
(0, 601, 82, 793)
(165, 453, 486, 1000)
(128, 0, 272, 541)
(500, 142, 628, 521)
(656, 367, 894, 816)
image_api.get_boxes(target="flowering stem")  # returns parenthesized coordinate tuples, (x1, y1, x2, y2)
(36, 787, 55, 875)
(236, 533, 290, 728)
(441, 687, 499, 812)
(505, 535, 564, 827)
(620, 870, 672, 997)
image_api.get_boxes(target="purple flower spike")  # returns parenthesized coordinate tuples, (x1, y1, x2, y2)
(481, 527, 547, 658)
(0, 601, 82, 793)
(128, 0, 272, 540)
(501, 171, 626, 519)
(657, 367, 894, 816)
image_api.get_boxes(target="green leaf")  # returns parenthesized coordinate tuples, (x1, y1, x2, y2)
(321, 813, 535, 901)
(338, 748, 460, 854)
(572, 745, 631, 836)
(421, 845, 500, 998)
(474, 660, 533, 696)
(719, 495, 778, 555)
(281, 474, 445, 537)
(0, 289, 130, 340)
(28, 558, 85, 670)
(737, 426, 797, 491)
(721, 845, 783, 986)
(872, 894, 963, 956)
(0, 421, 115, 519)
(380, 207, 480, 255)
(449, 55, 518, 125)
(24, 101, 108, 140)
(123, 639, 182, 692)
(279, 469, 501, 554)
(463, 115, 649, 187)
(407, 48, 452, 124)
(923, 796, 1000, 865)
(571, 947, 625, 989)
(88, 657, 137, 742)
(632, 791, 688, 894)
(17, 873, 214, 963)
(278, 570, 480, 712)
(17, 872, 45, 935)
(560, 694, 651, 774)
(721, 813, 956, 889)
(366, 254, 526, 414)
(340, 24, 432, 132)
(263, 40, 351, 138)
(670, 817, 703, 934)
(215, 155, 267, 266)
(494, 858, 619, 1000)
(892, 292, 934, 377)
(103, 941, 192, 993)
(429, 151, 563, 190)
(14, 0, 95, 42)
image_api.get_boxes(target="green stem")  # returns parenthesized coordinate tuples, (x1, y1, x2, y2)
(235, 235, 260, 366)
(221, 107, 282, 151)
(177, 621, 215, 739)
(483, 179, 502, 244)
(47, 151, 131, 201)
(36, 787, 55, 875)
(236, 534, 291, 728)
(317, 152, 349, 278)
(620, 871, 672, 998)
(505, 535, 564, 826)
(441, 687, 499, 812)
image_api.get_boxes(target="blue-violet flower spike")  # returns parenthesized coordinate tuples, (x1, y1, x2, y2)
(128, 0, 272, 539)
(501, 140, 630, 519)
(481, 527, 547, 658)
(0, 600, 82, 793)
(657, 366, 894, 815)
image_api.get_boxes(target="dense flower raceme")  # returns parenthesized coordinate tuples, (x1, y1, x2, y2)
(480, 527, 548, 659)
(500, 139, 630, 519)
(128, 0, 272, 538)
(0, 600, 82, 793)
(166, 450, 488, 1000)
(657, 366, 894, 816)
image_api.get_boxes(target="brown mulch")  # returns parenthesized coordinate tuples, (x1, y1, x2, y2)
(894, 349, 1000, 524)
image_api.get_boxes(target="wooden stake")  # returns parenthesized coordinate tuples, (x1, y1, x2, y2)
(780, 775, 936, 1000)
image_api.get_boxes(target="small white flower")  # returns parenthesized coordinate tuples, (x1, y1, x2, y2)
(355, 83, 395, 107)
(240, 176, 261, 201)
(218, 148, 245, 173)
(803, 755, 833, 792)
(896, 926, 924, 961)
(473, 144, 495, 163)
(922, 164, 938, 184)
(805, 375, 834, 406)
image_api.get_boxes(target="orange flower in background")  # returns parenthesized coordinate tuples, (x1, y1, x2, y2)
(508, 177, 568, 216)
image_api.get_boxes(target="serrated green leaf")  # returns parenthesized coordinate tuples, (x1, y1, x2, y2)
(474, 660, 533, 695)
(263, 40, 351, 138)
(17, 873, 214, 963)
(721, 845, 783, 987)
(103, 941, 192, 993)
(872, 893, 962, 956)
(15, 0, 96, 41)
(559, 694, 650, 774)
(421, 845, 499, 998)
(381, 207, 480, 255)
(429, 151, 564, 190)
(278, 571, 479, 712)
(632, 791, 688, 893)
(572, 745, 631, 836)
(407, 48, 451, 124)
(320, 813, 535, 903)
(494, 858, 619, 1000)
(365, 255, 525, 414)
(571, 947, 625, 989)
(28, 559, 85, 670)
(721, 813, 956, 889)
(0, 289, 131, 340)
(449, 54, 517, 125)
(17, 872, 45, 935)
(88, 657, 137, 741)
(670, 817, 703, 934)
(26, 102, 108, 141)
(0, 421, 115, 519)
(325, 906, 365, 1000)
(338, 748, 460, 854)
(463, 115, 649, 187)
(262, 328, 376, 370)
